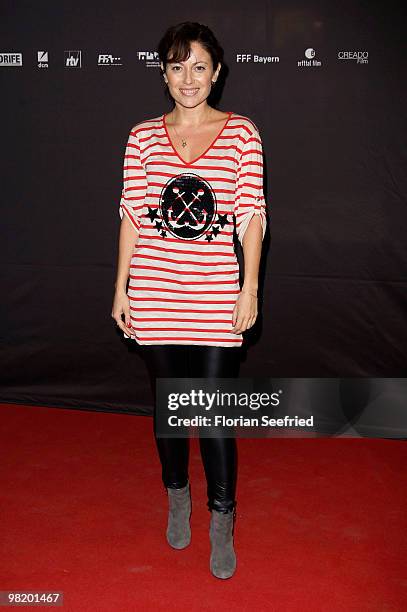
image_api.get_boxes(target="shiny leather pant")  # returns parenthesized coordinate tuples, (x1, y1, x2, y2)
(141, 345, 241, 513)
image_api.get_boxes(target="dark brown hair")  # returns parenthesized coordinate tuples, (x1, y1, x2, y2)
(157, 21, 225, 100)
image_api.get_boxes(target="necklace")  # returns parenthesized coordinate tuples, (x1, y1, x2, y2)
(169, 110, 212, 149)
(172, 124, 187, 148)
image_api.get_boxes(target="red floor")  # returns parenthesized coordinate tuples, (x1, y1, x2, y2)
(0, 402, 406, 611)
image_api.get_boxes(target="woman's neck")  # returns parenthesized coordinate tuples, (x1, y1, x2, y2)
(166, 104, 215, 128)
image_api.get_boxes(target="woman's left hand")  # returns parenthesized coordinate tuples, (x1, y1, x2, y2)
(231, 291, 258, 334)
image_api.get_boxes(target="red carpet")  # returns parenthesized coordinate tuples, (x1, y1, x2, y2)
(0, 403, 406, 611)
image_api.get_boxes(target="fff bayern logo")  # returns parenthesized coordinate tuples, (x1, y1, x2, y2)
(159, 173, 217, 240)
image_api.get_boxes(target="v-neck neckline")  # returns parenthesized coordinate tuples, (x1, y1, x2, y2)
(162, 111, 233, 166)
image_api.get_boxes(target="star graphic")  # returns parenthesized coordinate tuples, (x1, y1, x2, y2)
(160, 229, 167, 237)
(147, 207, 159, 223)
(212, 226, 220, 237)
(217, 213, 229, 228)
(205, 233, 213, 242)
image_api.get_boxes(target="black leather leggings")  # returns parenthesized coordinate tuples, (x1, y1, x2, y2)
(141, 344, 241, 514)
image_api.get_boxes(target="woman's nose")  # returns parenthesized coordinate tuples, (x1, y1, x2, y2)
(183, 70, 193, 84)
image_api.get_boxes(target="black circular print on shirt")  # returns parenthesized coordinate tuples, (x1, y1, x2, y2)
(159, 173, 217, 240)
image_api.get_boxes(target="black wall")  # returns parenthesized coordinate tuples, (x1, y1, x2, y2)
(1, 0, 406, 414)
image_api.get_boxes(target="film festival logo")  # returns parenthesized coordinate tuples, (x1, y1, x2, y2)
(37, 51, 48, 68)
(298, 48, 322, 67)
(236, 53, 280, 63)
(98, 54, 122, 66)
(0, 52, 23, 66)
(137, 51, 160, 68)
(64, 50, 81, 68)
(338, 51, 368, 64)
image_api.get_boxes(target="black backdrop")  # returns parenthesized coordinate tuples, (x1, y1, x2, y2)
(1, 0, 406, 415)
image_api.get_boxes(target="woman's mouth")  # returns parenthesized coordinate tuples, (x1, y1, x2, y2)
(179, 88, 199, 96)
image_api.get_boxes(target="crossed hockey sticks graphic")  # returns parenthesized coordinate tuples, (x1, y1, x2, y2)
(170, 187, 208, 228)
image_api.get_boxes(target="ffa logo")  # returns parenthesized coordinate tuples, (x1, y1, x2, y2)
(147, 173, 230, 241)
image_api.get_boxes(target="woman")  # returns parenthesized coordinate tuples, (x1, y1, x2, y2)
(111, 21, 267, 579)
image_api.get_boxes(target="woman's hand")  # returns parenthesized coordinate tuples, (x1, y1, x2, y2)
(231, 290, 258, 334)
(111, 290, 135, 338)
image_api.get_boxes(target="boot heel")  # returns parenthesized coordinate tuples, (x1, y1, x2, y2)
(209, 508, 237, 579)
(166, 482, 191, 549)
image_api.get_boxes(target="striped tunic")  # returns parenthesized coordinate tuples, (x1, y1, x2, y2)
(118, 111, 267, 347)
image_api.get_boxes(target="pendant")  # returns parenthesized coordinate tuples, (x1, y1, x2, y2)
(181, 140, 187, 148)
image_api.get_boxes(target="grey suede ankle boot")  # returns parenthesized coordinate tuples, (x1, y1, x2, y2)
(166, 482, 191, 549)
(209, 508, 237, 579)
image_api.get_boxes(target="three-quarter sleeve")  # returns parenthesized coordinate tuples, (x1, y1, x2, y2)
(233, 123, 267, 246)
(118, 126, 148, 234)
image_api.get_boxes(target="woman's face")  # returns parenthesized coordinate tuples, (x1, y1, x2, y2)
(161, 40, 220, 109)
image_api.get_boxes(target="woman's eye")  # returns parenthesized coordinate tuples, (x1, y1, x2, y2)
(170, 65, 205, 71)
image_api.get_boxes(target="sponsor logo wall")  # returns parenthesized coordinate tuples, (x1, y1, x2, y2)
(0, 49, 369, 69)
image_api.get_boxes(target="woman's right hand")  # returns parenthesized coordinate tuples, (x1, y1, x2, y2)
(111, 290, 135, 338)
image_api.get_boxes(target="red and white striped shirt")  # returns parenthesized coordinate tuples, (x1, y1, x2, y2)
(118, 111, 267, 346)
